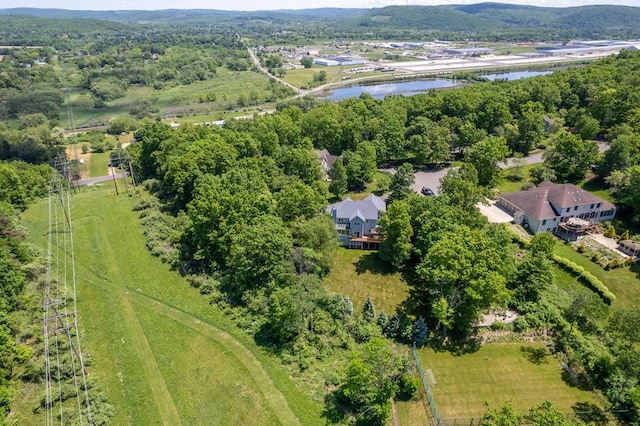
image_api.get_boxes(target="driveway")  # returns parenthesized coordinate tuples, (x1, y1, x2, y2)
(477, 201, 514, 223)
(412, 167, 451, 195)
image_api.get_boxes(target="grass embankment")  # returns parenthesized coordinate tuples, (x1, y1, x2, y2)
(22, 184, 321, 425)
(324, 248, 409, 317)
(554, 243, 640, 309)
(421, 343, 598, 418)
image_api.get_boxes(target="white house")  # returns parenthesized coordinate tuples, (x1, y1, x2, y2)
(326, 195, 386, 249)
(316, 149, 342, 180)
(498, 181, 616, 238)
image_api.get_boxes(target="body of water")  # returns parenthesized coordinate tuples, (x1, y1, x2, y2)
(324, 79, 459, 101)
(480, 70, 552, 81)
(323, 70, 553, 101)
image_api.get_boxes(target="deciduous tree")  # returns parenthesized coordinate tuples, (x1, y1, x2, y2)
(378, 200, 413, 268)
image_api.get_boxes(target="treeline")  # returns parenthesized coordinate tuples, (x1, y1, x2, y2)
(0, 17, 253, 120)
(3, 4, 640, 41)
(0, 160, 49, 417)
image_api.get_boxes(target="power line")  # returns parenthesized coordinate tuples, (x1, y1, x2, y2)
(43, 156, 93, 425)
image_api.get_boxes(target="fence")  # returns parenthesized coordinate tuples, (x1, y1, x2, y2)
(412, 343, 441, 425)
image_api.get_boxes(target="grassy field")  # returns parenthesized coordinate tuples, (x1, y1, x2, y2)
(283, 65, 353, 88)
(22, 184, 322, 425)
(497, 164, 537, 193)
(58, 67, 280, 128)
(420, 343, 599, 418)
(323, 248, 409, 315)
(554, 243, 640, 309)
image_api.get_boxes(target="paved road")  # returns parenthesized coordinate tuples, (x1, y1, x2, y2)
(76, 175, 115, 186)
(388, 141, 610, 196)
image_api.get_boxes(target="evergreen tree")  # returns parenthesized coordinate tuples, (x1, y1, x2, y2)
(412, 316, 428, 347)
(362, 296, 376, 323)
(377, 310, 389, 330)
(385, 312, 401, 338)
(344, 296, 354, 316)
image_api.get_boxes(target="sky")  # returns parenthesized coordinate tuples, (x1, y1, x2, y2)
(4, 0, 639, 10)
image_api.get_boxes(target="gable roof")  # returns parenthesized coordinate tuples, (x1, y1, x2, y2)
(326, 194, 386, 221)
(500, 181, 613, 221)
(317, 149, 342, 170)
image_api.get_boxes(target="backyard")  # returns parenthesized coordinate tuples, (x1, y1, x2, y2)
(323, 248, 409, 315)
(420, 343, 601, 419)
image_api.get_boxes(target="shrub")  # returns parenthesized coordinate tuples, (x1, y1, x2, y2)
(513, 316, 530, 332)
(604, 225, 616, 238)
(576, 245, 587, 253)
(551, 255, 615, 304)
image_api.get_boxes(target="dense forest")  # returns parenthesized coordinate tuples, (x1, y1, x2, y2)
(3, 3, 640, 41)
(1, 7, 640, 424)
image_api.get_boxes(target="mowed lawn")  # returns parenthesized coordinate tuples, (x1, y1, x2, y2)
(554, 243, 640, 309)
(22, 184, 321, 425)
(323, 248, 409, 314)
(420, 343, 599, 418)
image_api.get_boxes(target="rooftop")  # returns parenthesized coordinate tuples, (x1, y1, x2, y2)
(326, 194, 386, 221)
(500, 181, 614, 221)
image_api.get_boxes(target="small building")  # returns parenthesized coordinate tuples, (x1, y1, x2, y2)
(326, 195, 386, 249)
(619, 240, 640, 257)
(498, 181, 616, 238)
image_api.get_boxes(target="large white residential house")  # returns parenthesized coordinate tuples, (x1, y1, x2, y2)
(498, 181, 616, 238)
(326, 194, 386, 249)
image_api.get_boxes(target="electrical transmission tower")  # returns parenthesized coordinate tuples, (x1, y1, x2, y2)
(43, 155, 93, 425)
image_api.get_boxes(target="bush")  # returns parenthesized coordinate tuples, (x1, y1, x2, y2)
(513, 316, 530, 332)
(604, 225, 616, 238)
(576, 245, 586, 253)
(396, 374, 420, 401)
(552, 255, 615, 304)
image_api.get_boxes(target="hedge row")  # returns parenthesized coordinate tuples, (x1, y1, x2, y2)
(552, 254, 616, 304)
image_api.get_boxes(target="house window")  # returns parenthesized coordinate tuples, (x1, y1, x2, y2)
(542, 220, 547, 225)
(566, 208, 570, 213)
(590, 204, 594, 209)
(574, 206, 578, 211)
(597, 203, 601, 208)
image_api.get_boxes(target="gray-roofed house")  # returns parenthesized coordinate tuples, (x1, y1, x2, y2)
(317, 149, 343, 180)
(326, 194, 386, 249)
(497, 181, 616, 237)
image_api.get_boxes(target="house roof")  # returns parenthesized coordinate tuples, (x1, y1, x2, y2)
(500, 181, 613, 221)
(620, 240, 640, 251)
(317, 149, 342, 170)
(326, 194, 386, 221)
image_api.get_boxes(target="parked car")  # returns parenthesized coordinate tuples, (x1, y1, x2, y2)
(421, 187, 435, 196)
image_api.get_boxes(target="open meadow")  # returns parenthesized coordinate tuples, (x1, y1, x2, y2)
(22, 184, 322, 425)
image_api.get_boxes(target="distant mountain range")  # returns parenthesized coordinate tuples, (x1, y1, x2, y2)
(1, 3, 639, 39)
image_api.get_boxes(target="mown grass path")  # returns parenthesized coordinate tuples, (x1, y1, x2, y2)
(23, 185, 320, 425)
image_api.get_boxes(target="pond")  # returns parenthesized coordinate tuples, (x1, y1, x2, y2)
(479, 70, 553, 81)
(324, 79, 460, 101)
(323, 70, 554, 101)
